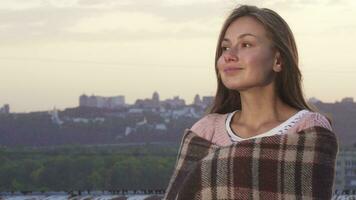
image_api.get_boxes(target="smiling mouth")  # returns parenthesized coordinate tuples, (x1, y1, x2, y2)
(223, 68, 243, 73)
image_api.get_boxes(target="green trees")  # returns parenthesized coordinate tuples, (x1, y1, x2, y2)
(0, 144, 178, 192)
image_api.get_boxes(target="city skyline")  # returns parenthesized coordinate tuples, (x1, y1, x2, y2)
(1, 92, 354, 113)
(1, 0, 356, 112)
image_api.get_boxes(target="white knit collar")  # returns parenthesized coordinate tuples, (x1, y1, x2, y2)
(225, 109, 310, 142)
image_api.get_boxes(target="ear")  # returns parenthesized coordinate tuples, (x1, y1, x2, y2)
(273, 51, 282, 72)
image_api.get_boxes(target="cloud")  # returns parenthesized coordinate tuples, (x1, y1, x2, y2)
(0, 0, 231, 44)
(0, 0, 355, 44)
(0, 5, 94, 44)
(0, 0, 42, 10)
(65, 11, 220, 39)
(76, 0, 137, 8)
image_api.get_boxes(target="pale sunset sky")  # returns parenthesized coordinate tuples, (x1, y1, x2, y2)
(0, 0, 355, 112)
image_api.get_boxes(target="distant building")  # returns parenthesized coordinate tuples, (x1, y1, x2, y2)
(193, 94, 203, 106)
(128, 108, 144, 114)
(135, 99, 159, 109)
(134, 92, 160, 109)
(308, 97, 322, 104)
(48, 107, 63, 125)
(0, 104, 10, 114)
(335, 146, 356, 190)
(136, 117, 147, 126)
(152, 91, 160, 103)
(341, 97, 354, 103)
(79, 94, 125, 109)
(155, 123, 167, 131)
(171, 107, 200, 119)
(162, 96, 185, 109)
(202, 96, 214, 108)
(124, 127, 134, 136)
(72, 118, 89, 123)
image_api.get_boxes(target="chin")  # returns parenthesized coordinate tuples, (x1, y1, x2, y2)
(222, 78, 252, 91)
(221, 78, 233, 87)
(223, 82, 244, 91)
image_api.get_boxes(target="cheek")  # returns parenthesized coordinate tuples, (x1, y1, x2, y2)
(217, 56, 225, 71)
(243, 50, 276, 83)
(244, 49, 275, 71)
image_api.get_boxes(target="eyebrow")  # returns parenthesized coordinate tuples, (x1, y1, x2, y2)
(222, 33, 258, 42)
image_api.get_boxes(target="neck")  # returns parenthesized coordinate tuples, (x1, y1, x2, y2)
(237, 84, 297, 129)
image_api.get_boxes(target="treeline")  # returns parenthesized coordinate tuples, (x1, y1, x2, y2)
(0, 144, 179, 191)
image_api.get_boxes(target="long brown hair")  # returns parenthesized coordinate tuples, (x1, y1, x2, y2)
(208, 5, 332, 125)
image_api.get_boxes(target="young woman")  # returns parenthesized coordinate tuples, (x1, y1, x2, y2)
(191, 5, 333, 146)
(164, 6, 337, 199)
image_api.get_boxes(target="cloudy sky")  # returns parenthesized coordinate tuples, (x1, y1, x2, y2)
(1, 0, 355, 112)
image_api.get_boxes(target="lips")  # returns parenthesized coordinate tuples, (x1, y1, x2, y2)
(223, 67, 243, 72)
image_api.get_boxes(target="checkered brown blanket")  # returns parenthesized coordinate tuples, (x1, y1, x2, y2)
(164, 126, 338, 200)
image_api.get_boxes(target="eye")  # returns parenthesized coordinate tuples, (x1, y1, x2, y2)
(241, 43, 252, 48)
(221, 46, 230, 52)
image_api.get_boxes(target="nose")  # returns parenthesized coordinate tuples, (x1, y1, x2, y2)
(223, 49, 238, 63)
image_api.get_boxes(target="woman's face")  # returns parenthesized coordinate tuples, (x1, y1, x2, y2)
(217, 16, 281, 92)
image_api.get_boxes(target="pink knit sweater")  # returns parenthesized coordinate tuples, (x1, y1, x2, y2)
(190, 110, 333, 147)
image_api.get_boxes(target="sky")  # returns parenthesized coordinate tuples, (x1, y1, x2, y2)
(0, 0, 355, 113)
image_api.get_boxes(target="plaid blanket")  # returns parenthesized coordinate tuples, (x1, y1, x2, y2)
(164, 126, 338, 200)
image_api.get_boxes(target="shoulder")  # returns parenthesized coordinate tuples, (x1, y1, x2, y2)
(299, 110, 333, 131)
(191, 113, 220, 132)
(190, 113, 226, 140)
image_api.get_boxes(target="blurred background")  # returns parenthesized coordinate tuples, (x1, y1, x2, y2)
(0, 0, 355, 199)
